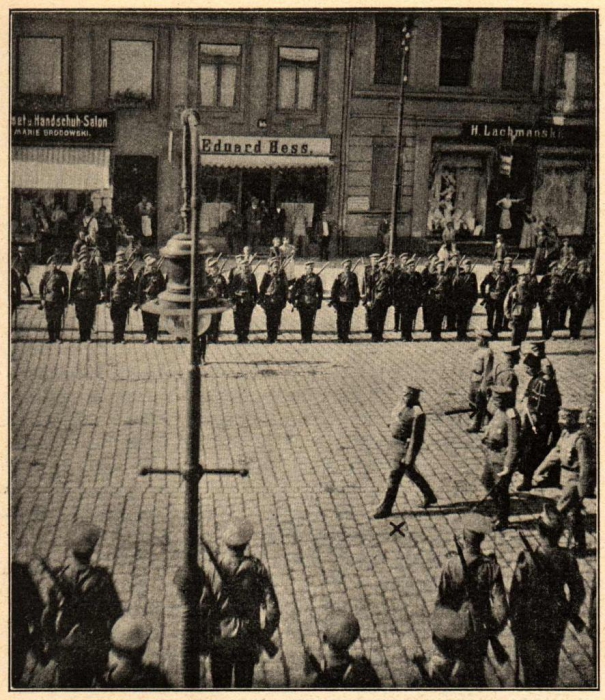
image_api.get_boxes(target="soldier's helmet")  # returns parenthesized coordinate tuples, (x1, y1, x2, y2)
(111, 614, 152, 654)
(323, 610, 360, 649)
(69, 521, 101, 557)
(223, 518, 254, 548)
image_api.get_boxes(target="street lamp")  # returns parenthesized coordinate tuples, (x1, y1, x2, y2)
(389, 16, 413, 255)
(140, 109, 246, 688)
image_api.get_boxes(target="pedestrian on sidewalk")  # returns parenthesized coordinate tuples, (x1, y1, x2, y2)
(374, 385, 437, 519)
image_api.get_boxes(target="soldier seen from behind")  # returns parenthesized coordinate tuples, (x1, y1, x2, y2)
(510, 505, 586, 687)
(106, 250, 135, 344)
(290, 260, 323, 343)
(258, 257, 289, 343)
(135, 252, 166, 343)
(38, 255, 69, 344)
(40, 521, 123, 687)
(329, 258, 360, 343)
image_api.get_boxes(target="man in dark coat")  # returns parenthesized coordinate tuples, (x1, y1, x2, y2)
(567, 259, 594, 339)
(504, 273, 535, 347)
(330, 259, 360, 343)
(106, 251, 135, 344)
(397, 257, 424, 342)
(135, 252, 166, 343)
(203, 258, 229, 343)
(539, 262, 566, 340)
(291, 261, 323, 343)
(480, 260, 507, 340)
(452, 258, 478, 341)
(362, 254, 380, 333)
(258, 258, 289, 343)
(229, 257, 258, 343)
(39, 255, 70, 343)
(12, 561, 45, 687)
(13, 246, 33, 296)
(364, 258, 392, 342)
(69, 248, 101, 342)
(424, 260, 449, 341)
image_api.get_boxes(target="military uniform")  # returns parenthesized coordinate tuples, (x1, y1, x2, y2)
(504, 277, 535, 346)
(364, 265, 392, 342)
(135, 260, 166, 343)
(393, 263, 423, 341)
(568, 264, 594, 339)
(539, 267, 566, 339)
(480, 267, 508, 339)
(424, 265, 449, 340)
(229, 265, 258, 343)
(362, 258, 379, 332)
(481, 387, 520, 529)
(487, 350, 519, 416)
(70, 253, 101, 342)
(106, 258, 135, 343)
(330, 264, 360, 342)
(39, 261, 69, 343)
(259, 265, 289, 343)
(13, 250, 33, 296)
(11, 267, 21, 320)
(453, 265, 478, 340)
(204, 265, 228, 343)
(468, 334, 493, 432)
(291, 267, 323, 343)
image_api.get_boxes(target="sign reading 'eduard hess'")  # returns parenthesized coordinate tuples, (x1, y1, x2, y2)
(200, 135, 331, 157)
(12, 111, 115, 145)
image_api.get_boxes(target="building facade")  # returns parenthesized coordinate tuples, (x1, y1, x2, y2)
(11, 11, 595, 255)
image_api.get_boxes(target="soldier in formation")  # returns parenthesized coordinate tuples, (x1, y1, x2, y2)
(229, 256, 258, 343)
(364, 256, 392, 342)
(135, 252, 166, 343)
(69, 248, 102, 343)
(290, 261, 323, 343)
(480, 260, 509, 340)
(424, 259, 449, 341)
(203, 258, 228, 343)
(38, 256, 69, 344)
(106, 250, 135, 344)
(452, 258, 478, 340)
(258, 257, 289, 343)
(329, 259, 360, 343)
(568, 259, 594, 339)
(393, 256, 423, 342)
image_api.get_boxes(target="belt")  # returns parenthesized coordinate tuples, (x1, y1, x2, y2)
(561, 464, 579, 473)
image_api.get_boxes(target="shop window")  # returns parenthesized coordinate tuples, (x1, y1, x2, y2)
(199, 43, 241, 108)
(370, 143, 395, 210)
(374, 14, 404, 85)
(109, 40, 154, 103)
(277, 47, 319, 111)
(18, 37, 62, 95)
(502, 22, 538, 91)
(439, 17, 477, 87)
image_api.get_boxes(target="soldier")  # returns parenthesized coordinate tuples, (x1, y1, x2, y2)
(229, 256, 258, 343)
(365, 256, 392, 341)
(424, 260, 449, 341)
(304, 610, 381, 687)
(487, 345, 520, 417)
(503, 273, 535, 346)
(517, 353, 561, 491)
(40, 521, 123, 687)
(509, 506, 585, 686)
(69, 248, 101, 343)
(106, 251, 135, 344)
(429, 513, 508, 687)
(444, 253, 461, 332)
(258, 257, 289, 343)
(291, 261, 323, 343)
(533, 227, 559, 275)
(99, 614, 170, 688)
(502, 255, 519, 286)
(401, 257, 424, 341)
(481, 385, 520, 530)
(13, 245, 33, 297)
(533, 407, 595, 552)
(392, 253, 409, 332)
(135, 252, 166, 343)
(203, 258, 228, 344)
(466, 330, 493, 433)
(362, 253, 380, 332)
(195, 518, 281, 688)
(12, 561, 45, 687)
(538, 262, 566, 339)
(374, 385, 437, 519)
(453, 258, 478, 341)
(480, 260, 507, 340)
(38, 255, 69, 343)
(525, 339, 557, 382)
(568, 259, 594, 339)
(330, 259, 360, 343)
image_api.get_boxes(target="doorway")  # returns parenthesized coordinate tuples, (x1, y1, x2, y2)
(113, 155, 158, 241)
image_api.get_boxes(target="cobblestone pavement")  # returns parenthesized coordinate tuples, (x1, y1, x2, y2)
(12, 261, 597, 687)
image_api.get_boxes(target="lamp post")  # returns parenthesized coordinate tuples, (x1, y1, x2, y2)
(140, 109, 245, 688)
(389, 17, 413, 255)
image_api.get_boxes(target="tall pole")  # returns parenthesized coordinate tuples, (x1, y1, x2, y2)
(389, 18, 412, 255)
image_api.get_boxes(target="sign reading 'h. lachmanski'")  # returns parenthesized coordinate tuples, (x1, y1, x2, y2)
(464, 121, 592, 145)
(12, 111, 115, 145)
(199, 135, 331, 156)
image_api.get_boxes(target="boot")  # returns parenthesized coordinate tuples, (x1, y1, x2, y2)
(407, 468, 437, 508)
(373, 484, 398, 519)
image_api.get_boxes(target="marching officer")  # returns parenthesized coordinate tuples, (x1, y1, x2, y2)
(291, 261, 323, 343)
(106, 250, 135, 344)
(38, 255, 69, 343)
(40, 521, 123, 687)
(509, 506, 585, 686)
(135, 252, 166, 343)
(364, 257, 392, 342)
(452, 258, 478, 341)
(362, 253, 380, 332)
(517, 353, 561, 492)
(533, 407, 595, 552)
(429, 513, 508, 687)
(503, 272, 535, 346)
(229, 256, 258, 343)
(538, 262, 566, 339)
(424, 260, 449, 341)
(304, 610, 381, 687)
(258, 257, 289, 343)
(330, 258, 360, 343)
(480, 260, 508, 340)
(374, 385, 437, 519)
(69, 248, 101, 343)
(203, 258, 229, 343)
(481, 385, 520, 530)
(99, 614, 170, 688)
(467, 330, 493, 433)
(568, 259, 594, 339)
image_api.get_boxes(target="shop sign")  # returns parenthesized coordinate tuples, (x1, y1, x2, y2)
(463, 121, 593, 146)
(199, 135, 331, 157)
(12, 111, 115, 145)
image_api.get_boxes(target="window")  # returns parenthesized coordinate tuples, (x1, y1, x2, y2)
(18, 37, 62, 95)
(439, 17, 477, 87)
(502, 22, 538, 91)
(374, 14, 405, 85)
(199, 44, 241, 108)
(370, 142, 395, 210)
(277, 47, 319, 111)
(110, 40, 154, 101)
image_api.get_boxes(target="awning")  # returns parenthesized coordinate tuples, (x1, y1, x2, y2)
(200, 153, 332, 169)
(11, 146, 111, 190)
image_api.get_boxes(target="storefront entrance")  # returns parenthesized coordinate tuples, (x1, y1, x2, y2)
(113, 155, 158, 242)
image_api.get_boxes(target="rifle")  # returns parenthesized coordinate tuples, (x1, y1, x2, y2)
(444, 406, 476, 417)
(453, 536, 509, 665)
(317, 260, 331, 277)
(351, 258, 362, 273)
(518, 531, 585, 632)
(200, 539, 279, 658)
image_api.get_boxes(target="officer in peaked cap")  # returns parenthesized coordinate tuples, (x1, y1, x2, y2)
(304, 610, 381, 688)
(38, 253, 69, 343)
(70, 244, 101, 342)
(330, 257, 360, 343)
(100, 614, 170, 688)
